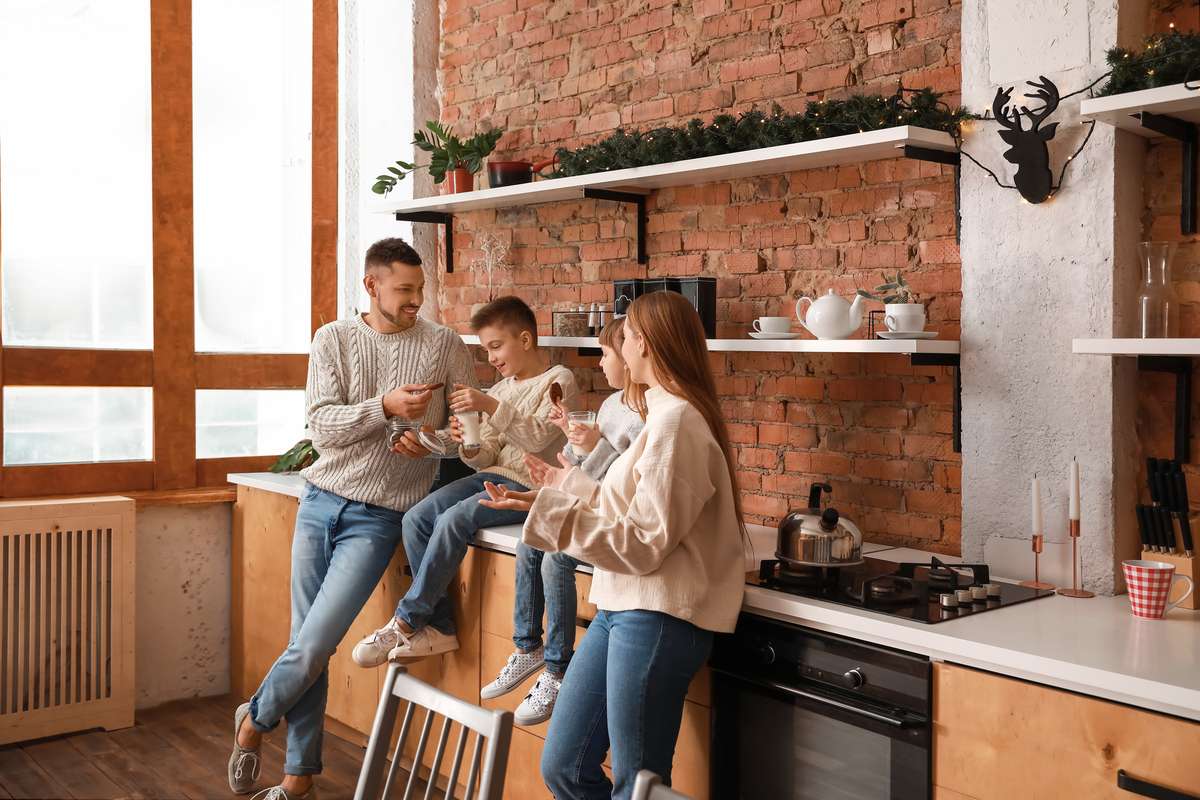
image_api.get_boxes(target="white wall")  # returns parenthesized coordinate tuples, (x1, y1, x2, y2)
(960, 0, 1148, 594)
(135, 503, 231, 708)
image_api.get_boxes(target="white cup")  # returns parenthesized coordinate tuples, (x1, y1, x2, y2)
(567, 411, 597, 456)
(884, 304, 926, 333)
(752, 316, 792, 334)
(456, 411, 482, 449)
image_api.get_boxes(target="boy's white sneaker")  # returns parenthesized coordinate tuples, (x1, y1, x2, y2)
(480, 647, 545, 700)
(387, 626, 459, 660)
(352, 617, 405, 668)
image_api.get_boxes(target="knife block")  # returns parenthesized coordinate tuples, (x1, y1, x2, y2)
(1140, 549, 1199, 609)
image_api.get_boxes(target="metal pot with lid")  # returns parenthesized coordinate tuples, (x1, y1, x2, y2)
(777, 482, 864, 568)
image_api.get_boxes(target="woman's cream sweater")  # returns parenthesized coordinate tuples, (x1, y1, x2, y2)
(521, 386, 746, 633)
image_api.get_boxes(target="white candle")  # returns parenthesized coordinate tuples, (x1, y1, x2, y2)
(1069, 459, 1080, 521)
(1031, 476, 1043, 534)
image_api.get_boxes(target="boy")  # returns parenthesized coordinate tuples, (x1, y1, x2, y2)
(353, 296, 577, 664)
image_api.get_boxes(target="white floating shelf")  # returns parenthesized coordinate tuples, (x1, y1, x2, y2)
(375, 126, 957, 216)
(1079, 82, 1200, 137)
(1072, 338, 1200, 356)
(461, 334, 959, 355)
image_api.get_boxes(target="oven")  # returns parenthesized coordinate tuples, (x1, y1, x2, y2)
(710, 614, 931, 800)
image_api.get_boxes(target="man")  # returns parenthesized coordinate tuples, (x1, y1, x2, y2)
(225, 238, 475, 800)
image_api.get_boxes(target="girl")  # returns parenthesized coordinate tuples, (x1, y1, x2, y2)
(482, 317, 645, 727)
(481, 292, 746, 799)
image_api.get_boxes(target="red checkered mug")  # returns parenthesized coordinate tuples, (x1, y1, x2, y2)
(1122, 560, 1195, 619)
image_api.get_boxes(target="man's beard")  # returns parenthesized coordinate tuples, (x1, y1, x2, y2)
(378, 304, 416, 328)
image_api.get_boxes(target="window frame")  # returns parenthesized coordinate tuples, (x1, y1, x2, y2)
(0, 0, 337, 498)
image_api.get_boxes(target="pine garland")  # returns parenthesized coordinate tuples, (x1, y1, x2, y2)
(1099, 30, 1200, 96)
(551, 88, 970, 178)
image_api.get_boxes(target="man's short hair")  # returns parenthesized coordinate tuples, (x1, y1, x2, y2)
(365, 238, 422, 272)
(470, 296, 538, 341)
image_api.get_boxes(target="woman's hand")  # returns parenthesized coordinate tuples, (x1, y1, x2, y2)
(524, 453, 574, 489)
(567, 423, 602, 454)
(546, 403, 569, 433)
(449, 384, 498, 416)
(478, 482, 539, 511)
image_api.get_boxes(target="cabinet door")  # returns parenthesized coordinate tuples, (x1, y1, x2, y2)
(231, 486, 299, 699)
(934, 663, 1200, 799)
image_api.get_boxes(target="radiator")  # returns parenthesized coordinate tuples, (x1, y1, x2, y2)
(0, 497, 136, 744)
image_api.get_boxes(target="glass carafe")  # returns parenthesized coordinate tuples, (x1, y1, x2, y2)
(1137, 241, 1180, 338)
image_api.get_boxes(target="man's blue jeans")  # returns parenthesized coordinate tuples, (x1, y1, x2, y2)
(395, 472, 529, 633)
(540, 609, 713, 800)
(248, 484, 405, 775)
(513, 543, 581, 675)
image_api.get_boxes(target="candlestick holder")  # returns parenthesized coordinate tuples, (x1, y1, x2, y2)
(1058, 519, 1094, 598)
(1020, 533, 1056, 590)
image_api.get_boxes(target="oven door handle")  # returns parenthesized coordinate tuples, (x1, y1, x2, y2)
(710, 666, 924, 729)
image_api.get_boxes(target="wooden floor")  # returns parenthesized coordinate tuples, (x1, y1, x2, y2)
(0, 695, 375, 800)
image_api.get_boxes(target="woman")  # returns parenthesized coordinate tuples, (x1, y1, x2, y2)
(481, 291, 746, 799)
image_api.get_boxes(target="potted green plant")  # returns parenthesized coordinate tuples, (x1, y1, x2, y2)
(270, 439, 318, 473)
(372, 121, 503, 195)
(856, 272, 928, 336)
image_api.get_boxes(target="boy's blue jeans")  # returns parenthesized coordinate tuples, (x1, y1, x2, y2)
(395, 472, 529, 632)
(513, 542, 581, 675)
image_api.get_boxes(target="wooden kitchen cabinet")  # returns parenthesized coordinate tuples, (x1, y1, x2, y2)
(934, 662, 1200, 798)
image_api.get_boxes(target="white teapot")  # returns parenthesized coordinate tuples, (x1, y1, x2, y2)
(795, 290, 866, 340)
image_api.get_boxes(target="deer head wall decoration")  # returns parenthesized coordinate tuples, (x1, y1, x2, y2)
(993, 76, 1061, 204)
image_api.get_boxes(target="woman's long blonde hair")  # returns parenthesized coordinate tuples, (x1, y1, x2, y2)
(624, 292, 747, 537)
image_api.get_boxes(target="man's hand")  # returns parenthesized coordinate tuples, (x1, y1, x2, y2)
(478, 482, 539, 511)
(391, 429, 430, 459)
(449, 384, 498, 416)
(567, 423, 602, 454)
(383, 384, 436, 420)
(524, 453, 573, 489)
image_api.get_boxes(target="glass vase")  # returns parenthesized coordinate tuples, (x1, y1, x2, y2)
(1137, 241, 1180, 339)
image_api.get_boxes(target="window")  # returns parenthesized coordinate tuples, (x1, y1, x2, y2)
(192, 0, 313, 354)
(0, 1, 153, 350)
(196, 390, 306, 459)
(3, 388, 153, 466)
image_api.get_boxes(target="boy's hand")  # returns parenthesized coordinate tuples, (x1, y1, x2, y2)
(524, 453, 573, 489)
(546, 404, 569, 433)
(383, 384, 435, 420)
(391, 429, 430, 459)
(478, 482, 539, 511)
(449, 384, 498, 416)
(568, 423, 602, 454)
(449, 417, 480, 456)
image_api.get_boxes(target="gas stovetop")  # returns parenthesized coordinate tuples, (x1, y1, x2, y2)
(750, 556, 1055, 624)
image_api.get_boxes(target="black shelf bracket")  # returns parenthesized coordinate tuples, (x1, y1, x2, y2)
(1139, 112, 1198, 235)
(395, 211, 455, 272)
(903, 145, 962, 244)
(583, 188, 648, 264)
(910, 352, 962, 453)
(1137, 355, 1193, 463)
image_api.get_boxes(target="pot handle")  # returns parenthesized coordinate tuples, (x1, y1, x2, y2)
(795, 296, 815, 335)
(531, 156, 558, 174)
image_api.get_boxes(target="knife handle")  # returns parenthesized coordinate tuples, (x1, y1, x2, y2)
(1159, 507, 1179, 553)
(1147, 458, 1162, 504)
(1178, 512, 1195, 556)
(1135, 505, 1152, 551)
(1173, 469, 1191, 513)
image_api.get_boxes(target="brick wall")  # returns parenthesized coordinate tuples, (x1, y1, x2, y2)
(441, 0, 964, 552)
(1141, 1, 1200, 501)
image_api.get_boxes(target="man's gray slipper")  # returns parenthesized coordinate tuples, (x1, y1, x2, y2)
(229, 702, 263, 794)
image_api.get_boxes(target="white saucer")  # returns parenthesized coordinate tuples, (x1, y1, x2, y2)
(877, 331, 938, 340)
(749, 331, 803, 340)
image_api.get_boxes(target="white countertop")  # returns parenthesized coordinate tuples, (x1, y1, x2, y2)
(228, 472, 1200, 722)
